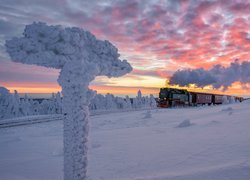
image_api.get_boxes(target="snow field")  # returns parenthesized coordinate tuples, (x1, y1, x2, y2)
(0, 101, 250, 180)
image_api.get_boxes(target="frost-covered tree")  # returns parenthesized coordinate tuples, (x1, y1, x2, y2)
(39, 92, 62, 114)
(89, 94, 106, 110)
(125, 95, 132, 109)
(149, 94, 157, 108)
(143, 96, 150, 108)
(105, 93, 117, 110)
(5, 90, 22, 119)
(6, 22, 132, 180)
(39, 99, 55, 114)
(0, 87, 11, 119)
(20, 94, 34, 116)
(115, 96, 127, 109)
(132, 90, 143, 109)
(32, 101, 40, 115)
(0, 88, 35, 118)
(55, 92, 62, 114)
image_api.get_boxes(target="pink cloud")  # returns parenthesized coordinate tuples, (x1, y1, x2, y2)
(1, 0, 250, 94)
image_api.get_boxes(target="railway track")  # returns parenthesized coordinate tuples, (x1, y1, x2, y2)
(0, 115, 63, 128)
(0, 108, 156, 128)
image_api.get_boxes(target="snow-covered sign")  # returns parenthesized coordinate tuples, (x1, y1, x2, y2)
(5, 22, 132, 180)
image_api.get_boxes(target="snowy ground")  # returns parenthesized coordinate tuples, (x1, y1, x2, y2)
(0, 101, 250, 180)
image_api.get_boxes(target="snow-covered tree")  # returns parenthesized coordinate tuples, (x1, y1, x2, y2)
(39, 99, 55, 114)
(5, 90, 22, 119)
(55, 92, 62, 114)
(143, 96, 151, 108)
(115, 96, 127, 109)
(20, 94, 34, 116)
(0, 88, 35, 118)
(89, 94, 106, 110)
(6, 22, 132, 180)
(105, 93, 117, 110)
(149, 94, 157, 108)
(132, 90, 143, 109)
(0, 87, 11, 119)
(32, 101, 40, 115)
(125, 95, 132, 109)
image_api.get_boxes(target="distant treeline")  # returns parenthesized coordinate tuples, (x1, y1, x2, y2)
(0, 87, 156, 120)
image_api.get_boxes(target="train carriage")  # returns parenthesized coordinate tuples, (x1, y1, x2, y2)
(190, 92, 212, 105)
(212, 95, 223, 104)
(158, 87, 243, 108)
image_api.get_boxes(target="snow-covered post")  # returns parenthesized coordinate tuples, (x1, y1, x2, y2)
(6, 22, 132, 180)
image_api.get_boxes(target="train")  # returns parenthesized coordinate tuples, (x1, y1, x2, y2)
(158, 87, 244, 108)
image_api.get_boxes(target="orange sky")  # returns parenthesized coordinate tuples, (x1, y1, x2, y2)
(2, 80, 250, 98)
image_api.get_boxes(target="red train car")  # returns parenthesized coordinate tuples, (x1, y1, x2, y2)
(158, 87, 244, 108)
(212, 95, 223, 104)
(190, 92, 212, 105)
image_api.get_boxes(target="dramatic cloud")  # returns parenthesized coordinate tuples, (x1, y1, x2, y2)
(170, 60, 250, 90)
(0, 0, 250, 94)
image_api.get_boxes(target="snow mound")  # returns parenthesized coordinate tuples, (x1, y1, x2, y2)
(176, 119, 193, 128)
(210, 120, 219, 124)
(221, 107, 233, 112)
(143, 110, 152, 119)
(52, 148, 63, 157)
(91, 143, 102, 149)
(242, 99, 250, 104)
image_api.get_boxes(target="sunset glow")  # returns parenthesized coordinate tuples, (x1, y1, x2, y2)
(0, 0, 250, 97)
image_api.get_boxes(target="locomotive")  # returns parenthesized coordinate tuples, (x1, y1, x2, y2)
(158, 88, 189, 108)
(158, 87, 243, 108)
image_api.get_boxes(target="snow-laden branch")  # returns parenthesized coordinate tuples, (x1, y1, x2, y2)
(6, 22, 132, 76)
